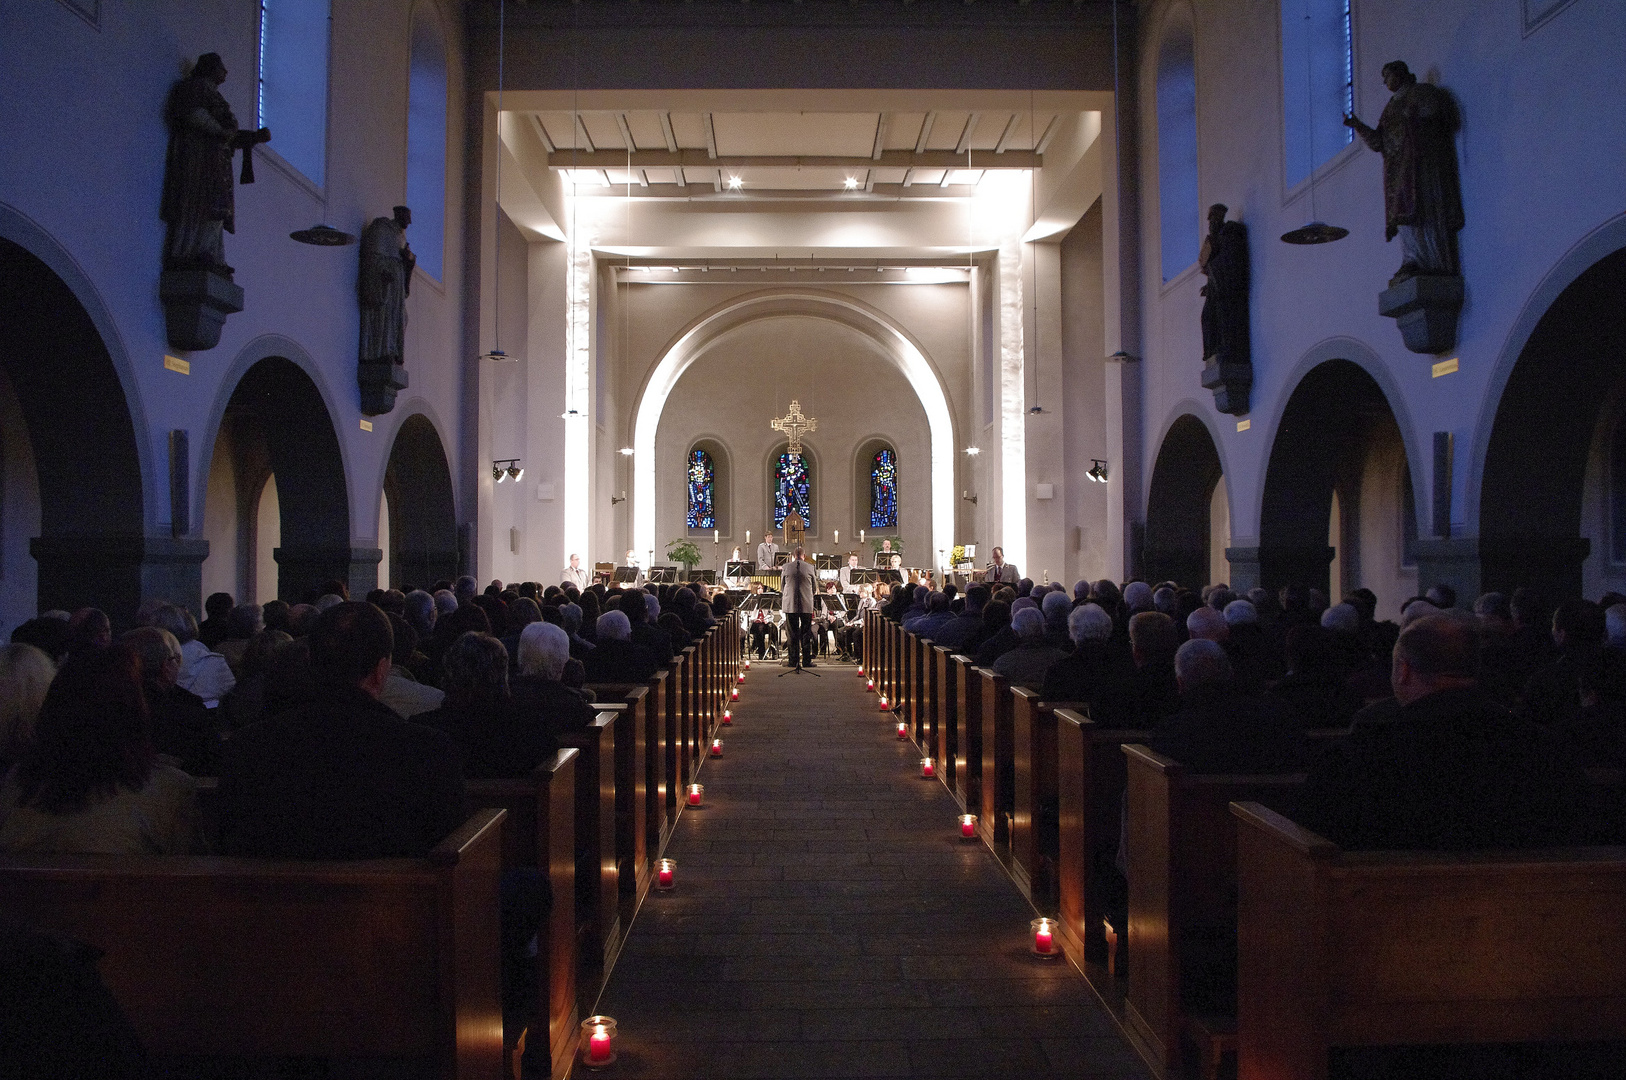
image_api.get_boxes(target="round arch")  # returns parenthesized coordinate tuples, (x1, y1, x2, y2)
(1143, 412, 1224, 589)
(0, 222, 151, 619)
(685, 435, 732, 537)
(853, 436, 900, 535)
(384, 412, 457, 588)
(1477, 241, 1626, 598)
(632, 289, 956, 565)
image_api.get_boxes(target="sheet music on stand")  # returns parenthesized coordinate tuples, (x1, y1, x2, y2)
(772, 551, 791, 568)
(689, 569, 716, 584)
(646, 566, 678, 584)
(726, 561, 755, 578)
(612, 565, 638, 583)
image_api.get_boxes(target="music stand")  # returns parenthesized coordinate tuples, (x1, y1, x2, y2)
(726, 561, 755, 578)
(647, 566, 677, 584)
(688, 569, 716, 584)
(612, 565, 638, 584)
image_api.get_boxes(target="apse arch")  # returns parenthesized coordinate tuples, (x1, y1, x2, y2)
(1143, 409, 1226, 589)
(632, 289, 956, 566)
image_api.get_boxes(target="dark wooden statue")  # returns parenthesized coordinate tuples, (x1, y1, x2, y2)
(1199, 204, 1252, 415)
(357, 206, 415, 415)
(159, 53, 270, 350)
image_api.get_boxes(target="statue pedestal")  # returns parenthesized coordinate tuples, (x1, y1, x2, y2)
(358, 360, 409, 416)
(1200, 354, 1252, 416)
(159, 269, 243, 351)
(1379, 274, 1464, 355)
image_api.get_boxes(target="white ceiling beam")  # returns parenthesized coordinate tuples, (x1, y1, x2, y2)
(712, 168, 723, 192)
(543, 149, 1040, 169)
(574, 114, 596, 153)
(529, 114, 556, 154)
(1033, 114, 1061, 155)
(871, 114, 888, 160)
(914, 111, 936, 153)
(954, 112, 981, 154)
(864, 168, 876, 192)
(615, 112, 637, 152)
(901, 167, 914, 187)
(704, 113, 718, 159)
(994, 114, 1021, 153)
(637, 169, 650, 188)
(659, 112, 679, 153)
(940, 167, 955, 188)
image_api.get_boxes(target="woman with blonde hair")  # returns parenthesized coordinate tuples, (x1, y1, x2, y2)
(0, 642, 56, 775)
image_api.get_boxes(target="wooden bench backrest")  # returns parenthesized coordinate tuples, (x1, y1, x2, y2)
(0, 809, 507, 1076)
(1232, 801, 1626, 1079)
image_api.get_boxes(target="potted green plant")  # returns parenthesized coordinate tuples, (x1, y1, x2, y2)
(666, 538, 703, 579)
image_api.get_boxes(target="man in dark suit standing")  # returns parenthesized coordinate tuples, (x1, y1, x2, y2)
(986, 546, 1019, 586)
(217, 602, 466, 859)
(780, 546, 817, 669)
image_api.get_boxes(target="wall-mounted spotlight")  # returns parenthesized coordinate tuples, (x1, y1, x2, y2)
(1087, 459, 1109, 483)
(560, 409, 583, 420)
(962, 491, 978, 505)
(611, 491, 627, 505)
(493, 459, 523, 483)
(964, 446, 981, 456)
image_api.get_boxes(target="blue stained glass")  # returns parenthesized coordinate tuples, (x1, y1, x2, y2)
(687, 449, 714, 529)
(774, 452, 812, 531)
(870, 448, 898, 529)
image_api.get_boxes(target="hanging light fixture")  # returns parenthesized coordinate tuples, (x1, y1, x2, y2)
(289, 223, 354, 246)
(480, 0, 516, 359)
(1281, 1, 1348, 245)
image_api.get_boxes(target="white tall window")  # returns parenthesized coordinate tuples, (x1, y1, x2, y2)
(258, 0, 331, 186)
(1281, 0, 1353, 189)
(1155, 10, 1199, 282)
(406, 9, 448, 280)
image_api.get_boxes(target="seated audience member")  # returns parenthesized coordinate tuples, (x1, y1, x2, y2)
(1040, 604, 1133, 720)
(623, 589, 675, 665)
(0, 643, 56, 776)
(501, 597, 542, 668)
(899, 584, 930, 624)
(1296, 613, 1590, 850)
(420, 632, 559, 778)
(1555, 647, 1626, 769)
(1148, 640, 1304, 774)
(0, 923, 154, 1080)
(991, 607, 1069, 690)
(217, 602, 466, 859)
(65, 607, 113, 659)
(1122, 580, 1154, 616)
(452, 575, 479, 607)
(374, 589, 407, 618)
(261, 599, 291, 635)
(1040, 590, 1075, 649)
(1424, 583, 1457, 610)
(0, 646, 199, 855)
(1126, 611, 1182, 725)
(11, 617, 70, 664)
(1268, 624, 1362, 730)
(513, 622, 596, 733)
(216, 603, 263, 674)
(971, 600, 1018, 668)
(1223, 599, 1279, 686)
(932, 584, 988, 652)
(404, 589, 438, 640)
(122, 627, 217, 775)
(1521, 598, 1605, 729)
(378, 614, 445, 720)
(425, 601, 492, 679)
(220, 628, 293, 732)
(151, 604, 235, 707)
(907, 592, 955, 639)
(196, 591, 235, 650)
(657, 611, 692, 652)
(585, 610, 659, 684)
(313, 593, 345, 613)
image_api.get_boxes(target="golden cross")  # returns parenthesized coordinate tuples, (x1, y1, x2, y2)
(771, 399, 818, 456)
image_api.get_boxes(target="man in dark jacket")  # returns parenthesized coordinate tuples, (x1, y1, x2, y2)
(622, 589, 675, 665)
(584, 610, 659, 684)
(217, 602, 466, 859)
(932, 584, 988, 652)
(1041, 604, 1136, 722)
(1296, 613, 1590, 850)
(1148, 640, 1304, 774)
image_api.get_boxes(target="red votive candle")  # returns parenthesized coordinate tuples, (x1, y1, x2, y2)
(722, 710, 732, 725)
(687, 784, 703, 807)
(711, 738, 723, 756)
(731, 687, 739, 700)
(581, 1016, 617, 1067)
(921, 757, 935, 778)
(1032, 917, 1057, 956)
(656, 859, 676, 890)
(960, 814, 977, 839)
(737, 673, 745, 684)
(867, 679, 875, 690)
(589, 1032, 611, 1063)
(896, 721, 908, 739)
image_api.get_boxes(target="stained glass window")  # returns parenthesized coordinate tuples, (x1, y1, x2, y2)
(870, 448, 898, 529)
(686, 448, 715, 529)
(774, 452, 812, 531)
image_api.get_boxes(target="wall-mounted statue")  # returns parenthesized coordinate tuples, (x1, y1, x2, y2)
(1198, 203, 1252, 415)
(357, 206, 415, 415)
(159, 53, 270, 350)
(1346, 60, 1466, 354)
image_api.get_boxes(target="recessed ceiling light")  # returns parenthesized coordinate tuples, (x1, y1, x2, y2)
(844, 177, 859, 189)
(727, 175, 743, 189)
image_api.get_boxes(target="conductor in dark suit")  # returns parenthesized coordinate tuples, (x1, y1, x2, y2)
(217, 601, 466, 859)
(780, 546, 817, 669)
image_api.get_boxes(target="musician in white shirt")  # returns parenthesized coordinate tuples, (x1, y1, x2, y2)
(838, 553, 862, 592)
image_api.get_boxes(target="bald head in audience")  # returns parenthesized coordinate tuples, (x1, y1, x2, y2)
(1391, 613, 1478, 705)
(1185, 606, 1229, 643)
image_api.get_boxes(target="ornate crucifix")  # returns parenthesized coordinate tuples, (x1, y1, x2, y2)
(771, 399, 818, 458)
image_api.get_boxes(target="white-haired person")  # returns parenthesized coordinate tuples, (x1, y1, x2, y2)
(583, 610, 659, 684)
(512, 622, 595, 736)
(1039, 604, 1133, 720)
(991, 606, 1069, 691)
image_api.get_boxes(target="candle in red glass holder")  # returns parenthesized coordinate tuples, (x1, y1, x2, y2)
(710, 738, 723, 757)
(722, 710, 732, 725)
(744, 660, 751, 670)
(858, 666, 865, 676)
(656, 859, 676, 890)
(920, 757, 935, 778)
(896, 721, 908, 739)
(879, 696, 889, 711)
(580, 1016, 617, 1066)
(960, 814, 977, 839)
(731, 687, 739, 700)
(1031, 917, 1057, 956)
(866, 679, 875, 690)
(737, 672, 745, 684)
(687, 784, 703, 807)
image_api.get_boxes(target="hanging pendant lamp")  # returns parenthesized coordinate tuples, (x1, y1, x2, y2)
(480, 0, 516, 360)
(1280, 1, 1348, 245)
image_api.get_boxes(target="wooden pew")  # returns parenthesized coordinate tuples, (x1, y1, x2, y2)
(1054, 709, 1151, 974)
(1009, 689, 1087, 908)
(468, 753, 579, 1079)
(584, 684, 651, 904)
(645, 668, 670, 854)
(678, 646, 697, 788)
(889, 621, 905, 715)
(912, 633, 933, 746)
(0, 809, 508, 1080)
(559, 712, 620, 989)
(664, 652, 685, 815)
(954, 656, 982, 815)
(976, 667, 1013, 847)
(933, 645, 958, 795)
(1231, 801, 1626, 1080)
(1122, 746, 1306, 1079)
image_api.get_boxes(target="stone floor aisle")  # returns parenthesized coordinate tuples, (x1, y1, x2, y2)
(590, 657, 1154, 1079)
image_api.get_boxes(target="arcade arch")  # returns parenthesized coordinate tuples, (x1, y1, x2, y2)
(383, 412, 458, 589)
(1143, 413, 1225, 590)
